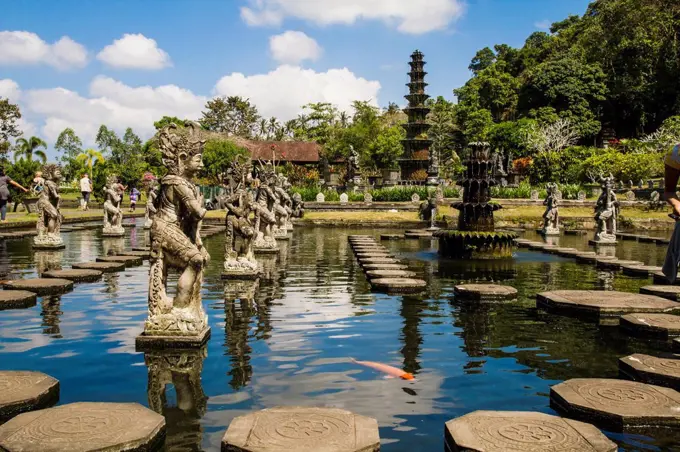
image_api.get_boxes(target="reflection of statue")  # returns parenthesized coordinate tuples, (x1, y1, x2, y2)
(144, 181, 158, 229)
(102, 237, 125, 256)
(347, 145, 361, 186)
(291, 192, 305, 219)
(542, 183, 560, 236)
(283, 177, 294, 231)
(145, 347, 207, 451)
(224, 280, 259, 390)
(224, 156, 260, 279)
(41, 296, 62, 337)
(252, 163, 279, 252)
(272, 175, 291, 238)
(140, 121, 210, 345)
(34, 164, 64, 249)
(34, 250, 63, 274)
(594, 175, 619, 243)
(103, 175, 125, 237)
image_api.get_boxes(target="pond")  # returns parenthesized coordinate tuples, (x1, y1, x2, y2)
(0, 222, 678, 451)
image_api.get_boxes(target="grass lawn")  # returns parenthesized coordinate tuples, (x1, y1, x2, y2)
(1, 208, 143, 224)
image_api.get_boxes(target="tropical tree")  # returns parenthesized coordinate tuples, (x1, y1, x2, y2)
(13, 136, 47, 163)
(0, 98, 22, 156)
(76, 149, 105, 178)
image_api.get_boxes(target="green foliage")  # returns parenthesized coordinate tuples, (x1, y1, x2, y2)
(369, 125, 404, 169)
(488, 119, 536, 155)
(200, 96, 261, 138)
(55, 128, 83, 181)
(528, 145, 599, 184)
(580, 149, 663, 183)
(13, 136, 47, 164)
(6, 158, 40, 205)
(201, 138, 249, 185)
(0, 98, 21, 156)
(290, 186, 459, 202)
(153, 116, 185, 130)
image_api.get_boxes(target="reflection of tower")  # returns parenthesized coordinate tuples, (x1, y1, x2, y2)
(41, 296, 63, 337)
(401, 50, 432, 181)
(145, 347, 207, 451)
(34, 250, 63, 274)
(399, 295, 427, 375)
(224, 280, 259, 390)
(102, 237, 125, 256)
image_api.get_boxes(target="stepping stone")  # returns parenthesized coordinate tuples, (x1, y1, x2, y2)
(222, 406, 379, 452)
(617, 233, 639, 241)
(454, 284, 518, 302)
(352, 247, 387, 253)
(2, 278, 73, 296)
(365, 270, 416, 279)
(380, 234, 402, 240)
(545, 247, 578, 256)
(72, 261, 125, 273)
(355, 252, 392, 259)
(536, 290, 680, 325)
(653, 271, 680, 286)
(370, 277, 426, 294)
(550, 378, 680, 431)
(0, 402, 165, 451)
(655, 238, 671, 245)
(358, 257, 401, 267)
(620, 313, 680, 339)
(572, 252, 597, 261)
(96, 255, 143, 266)
(576, 254, 617, 264)
(565, 230, 588, 235)
(0, 291, 37, 311)
(0, 371, 59, 424)
(620, 354, 680, 390)
(597, 259, 644, 270)
(640, 285, 680, 301)
(622, 265, 663, 277)
(444, 410, 616, 452)
(638, 236, 656, 243)
(132, 247, 150, 252)
(42, 269, 102, 283)
(115, 250, 150, 259)
(556, 249, 586, 258)
(362, 263, 409, 271)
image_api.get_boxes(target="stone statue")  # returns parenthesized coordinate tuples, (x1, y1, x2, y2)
(491, 148, 507, 178)
(542, 183, 560, 236)
(291, 192, 305, 219)
(140, 121, 210, 345)
(426, 145, 440, 186)
(272, 174, 291, 239)
(223, 156, 260, 279)
(33, 164, 64, 249)
(282, 177, 295, 231)
(347, 145, 361, 186)
(419, 193, 438, 230)
(144, 180, 158, 229)
(252, 162, 279, 252)
(103, 174, 125, 237)
(593, 175, 620, 243)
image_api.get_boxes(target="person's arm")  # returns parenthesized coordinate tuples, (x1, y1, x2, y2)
(9, 180, 28, 192)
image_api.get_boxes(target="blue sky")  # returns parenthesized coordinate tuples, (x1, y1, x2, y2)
(0, 0, 591, 152)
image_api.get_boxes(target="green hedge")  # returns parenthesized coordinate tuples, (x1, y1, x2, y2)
(290, 186, 460, 202)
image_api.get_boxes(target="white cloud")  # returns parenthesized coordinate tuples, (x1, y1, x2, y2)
(96, 33, 171, 70)
(214, 64, 380, 121)
(0, 79, 21, 103)
(269, 31, 322, 65)
(535, 20, 551, 30)
(241, 0, 465, 34)
(0, 31, 87, 70)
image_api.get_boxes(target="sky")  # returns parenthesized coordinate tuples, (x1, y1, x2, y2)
(0, 0, 591, 156)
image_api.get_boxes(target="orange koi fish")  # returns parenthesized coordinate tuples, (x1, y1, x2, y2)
(351, 358, 415, 380)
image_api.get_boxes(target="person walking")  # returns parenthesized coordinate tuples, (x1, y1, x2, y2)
(79, 173, 92, 210)
(0, 168, 28, 222)
(129, 186, 140, 212)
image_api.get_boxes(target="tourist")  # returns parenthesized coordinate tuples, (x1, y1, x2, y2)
(129, 186, 140, 212)
(79, 173, 92, 210)
(32, 171, 44, 194)
(662, 143, 680, 283)
(0, 168, 28, 222)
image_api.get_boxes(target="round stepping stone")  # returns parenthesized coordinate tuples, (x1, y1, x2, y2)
(0, 371, 59, 423)
(404, 229, 432, 238)
(365, 270, 416, 279)
(222, 406, 379, 452)
(516, 241, 541, 249)
(132, 247, 150, 252)
(370, 278, 426, 293)
(358, 257, 400, 267)
(640, 285, 680, 301)
(545, 247, 578, 256)
(445, 410, 617, 452)
(380, 234, 402, 240)
(528, 243, 552, 250)
(550, 378, 680, 431)
(597, 259, 644, 270)
(42, 269, 102, 283)
(72, 261, 125, 273)
(620, 354, 680, 390)
(0, 291, 37, 311)
(653, 271, 680, 286)
(2, 278, 73, 296)
(115, 250, 150, 259)
(96, 255, 143, 266)
(622, 265, 662, 277)
(537, 290, 680, 325)
(556, 248, 585, 258)
(353, 247, 387, 253)
(362, 263, 409, 271)
(355, 252, 392, 259)
(620, 313, 680, 339)
(454, 284, 518, 302)
(0, 402, 165, 451)
(576, 254, 617, 264)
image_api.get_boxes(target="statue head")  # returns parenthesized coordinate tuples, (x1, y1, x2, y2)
(546, 182, 557, 194)
(42, 163, 62, 182)
(158, 121, 205, 178)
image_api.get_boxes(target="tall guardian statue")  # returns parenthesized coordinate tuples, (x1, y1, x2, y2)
(103, 175, 125, 237)
(33, 164, 64, 249)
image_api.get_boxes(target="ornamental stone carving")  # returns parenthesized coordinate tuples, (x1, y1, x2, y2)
(144, 180, 158, 229)
(530, 190, 539, 201)
(316, 192, 325, 203)
(252, 163, 279, 253)
(33, 164, 64, 249)
(593, 175, 619, 244)
(272, 174, 291, 239)
(291, 192, 305, 219)
(542, 183, 560, 236)
(339, 193, 348, 205)
(103, 174, 125, 237)
(138, 121, 211, 348)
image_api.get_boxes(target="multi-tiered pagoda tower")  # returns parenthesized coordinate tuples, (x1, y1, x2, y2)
(434, 142, 516, 259)
(401, 50, 432, 182)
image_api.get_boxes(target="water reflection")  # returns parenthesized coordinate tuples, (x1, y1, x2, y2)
(224, 280, 259, 390)
(41, 295, 63, 338)
(102, 237, 125, 256)
(145, 347, 208, 451)
(34, 250, 63, 274)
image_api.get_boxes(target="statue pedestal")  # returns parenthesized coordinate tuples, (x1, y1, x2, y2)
(33, 237, 65, 250)
(222, 258, 261, 280)
(273, 227, 290, 240)
(135, 326, 211, 351)
(541, 227, 561, 236)
(102, 227, 125, 237)
(589, 239, 618, 246)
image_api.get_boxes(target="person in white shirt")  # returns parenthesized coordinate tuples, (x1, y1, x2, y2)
(80, 174, 92, 210)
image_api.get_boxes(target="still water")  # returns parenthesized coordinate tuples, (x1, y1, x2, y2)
(0, 221, 678, 451)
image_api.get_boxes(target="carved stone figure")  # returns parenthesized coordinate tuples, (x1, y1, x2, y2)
(144, 181, 158, 229)
(364, 191, 373, 204)
(33, 164, 64, 249)
(419, 193, 438, 230)
(625, 190, 636, 201)
(271, 174, 291, 239)
(252, 163, 279, 253)
(426, 145, 440, 186)
(316, 192, 325, 203)
(283, 177, 295, 230)
(593, 175, 620, 243)
(577, 191, 586, 201)
(103, 175, 125, 237)
(542, 183, 560, 236)
(491, 148, 507, 177)
(138, 121, 211, 347)
(223, 156, 260, 279)
(339, 193, 348, 204)
(530, 190, 539, 201)
(291, 192, 305, 219)
(411, 193, 420, 204)
(347, 145, 361, 186)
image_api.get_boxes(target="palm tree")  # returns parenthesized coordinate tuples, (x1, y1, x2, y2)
(14, 136, 47, 163)
(76, 149, 105, 178)
(258, 118, 269, 140)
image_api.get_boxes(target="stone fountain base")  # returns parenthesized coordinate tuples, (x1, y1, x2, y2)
(434, 230, 517, 260)
(136, 326, 211, 351)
